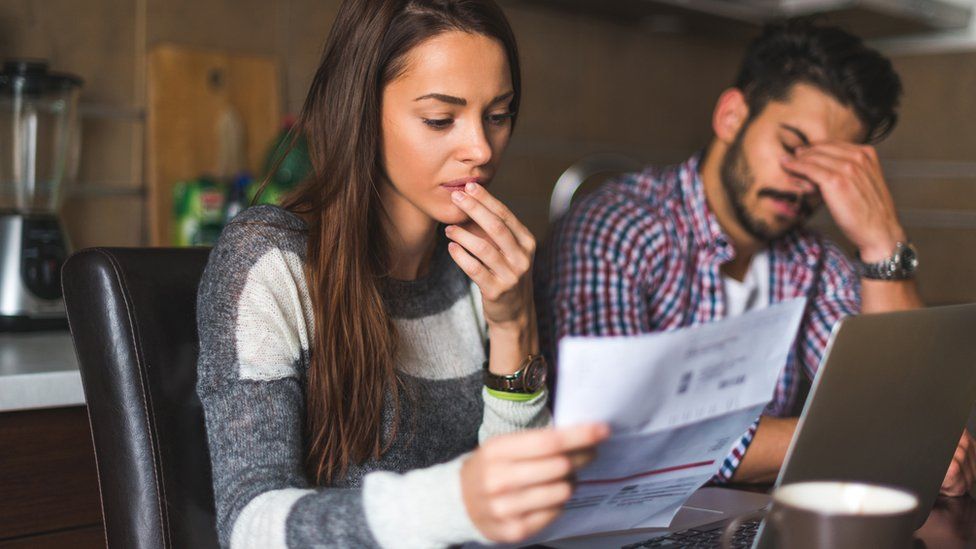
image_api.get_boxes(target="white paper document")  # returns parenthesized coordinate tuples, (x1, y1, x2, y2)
(535, 297, 807, 542)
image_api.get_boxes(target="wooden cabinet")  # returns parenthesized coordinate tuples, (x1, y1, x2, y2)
(0, 406, 104, 547)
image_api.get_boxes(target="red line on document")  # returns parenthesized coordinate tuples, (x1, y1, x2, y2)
(577, 460, 716, 485)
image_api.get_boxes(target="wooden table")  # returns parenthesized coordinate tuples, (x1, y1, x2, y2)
(916, 494, 976, 548)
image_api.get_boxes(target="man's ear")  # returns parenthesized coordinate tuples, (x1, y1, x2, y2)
(713, 88, 750, 144)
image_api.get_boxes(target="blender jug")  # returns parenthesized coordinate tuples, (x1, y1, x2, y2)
(0, 60, 82, 330)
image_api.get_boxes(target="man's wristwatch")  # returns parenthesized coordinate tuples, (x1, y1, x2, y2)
(483, 354, 548, 394)
(855, 241, 919, 281)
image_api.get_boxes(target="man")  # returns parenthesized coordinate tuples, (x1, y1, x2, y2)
(540, 19, 976, 494)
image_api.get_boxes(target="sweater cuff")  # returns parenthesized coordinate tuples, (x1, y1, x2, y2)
(479, 386, 552, 443)
(485, 387, 544, 402)
(363, 454, 490, 548)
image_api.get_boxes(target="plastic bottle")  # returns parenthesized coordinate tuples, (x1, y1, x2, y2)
(252, 116, 311, 205)
(172, 177, 225, 246)
(225, 172, 252, 223)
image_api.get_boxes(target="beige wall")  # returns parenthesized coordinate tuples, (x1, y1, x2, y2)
(0, 0, 144, 247)
(1, 0, 973, 304)
(489, 3, 745, 238)
(0, 0, 741, 246)
(819, 51, 976, 305)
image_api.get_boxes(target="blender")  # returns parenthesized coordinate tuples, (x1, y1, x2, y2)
(0, 60, 82, 331)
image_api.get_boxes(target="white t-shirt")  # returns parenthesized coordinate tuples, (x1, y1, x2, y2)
(723, 250, 770, 317)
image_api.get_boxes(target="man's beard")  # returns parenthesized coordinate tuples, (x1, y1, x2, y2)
(719, 128, 814, 242)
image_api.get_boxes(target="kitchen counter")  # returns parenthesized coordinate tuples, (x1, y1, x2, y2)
(0, 331, 84, 412)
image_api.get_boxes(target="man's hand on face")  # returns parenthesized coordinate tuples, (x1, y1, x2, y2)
(941, 430, 976, 497)
(781, 143, 906, 262)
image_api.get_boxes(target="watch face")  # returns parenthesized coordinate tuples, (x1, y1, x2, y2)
(522, 358, 548, 392)
(901, 245, 918, 272)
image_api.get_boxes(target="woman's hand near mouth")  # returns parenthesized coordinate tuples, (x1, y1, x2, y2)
(445, 181, 539, 375)
(441, 176, 485, 191)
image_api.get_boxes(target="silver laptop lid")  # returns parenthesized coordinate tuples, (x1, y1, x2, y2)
(774, 303, 976, 528)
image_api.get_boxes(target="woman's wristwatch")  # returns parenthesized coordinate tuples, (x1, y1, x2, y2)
(483, 354, 548, 394)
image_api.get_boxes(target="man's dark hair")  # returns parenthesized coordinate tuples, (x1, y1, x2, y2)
(734, 18, 902, 143)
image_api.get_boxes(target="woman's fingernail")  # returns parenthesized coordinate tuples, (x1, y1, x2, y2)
(465, 182, 478, 192)
(452, 191, 465, 203)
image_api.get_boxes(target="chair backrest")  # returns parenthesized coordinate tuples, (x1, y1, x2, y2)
(62, 247, 219, 549)
(548, 153, 642, 222)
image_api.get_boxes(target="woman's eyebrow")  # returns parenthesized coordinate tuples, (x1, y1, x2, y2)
(489, 91, 514, 105)
(413, 91, 515, 106)
(414, 93, 466, 105)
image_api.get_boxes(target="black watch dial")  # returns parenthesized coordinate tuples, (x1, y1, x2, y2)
(522, 358, 548, 392)
(900, 245, 918, 273)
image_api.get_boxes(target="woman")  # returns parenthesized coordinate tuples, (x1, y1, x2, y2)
(196, 0, 607, 547)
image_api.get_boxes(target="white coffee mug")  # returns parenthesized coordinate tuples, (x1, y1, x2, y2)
(722, 481, 919, 549)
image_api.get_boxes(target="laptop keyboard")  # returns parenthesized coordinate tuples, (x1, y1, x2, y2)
(621, 518, 761, 548)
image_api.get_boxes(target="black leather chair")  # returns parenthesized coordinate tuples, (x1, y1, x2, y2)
(62, 247, 220, 549)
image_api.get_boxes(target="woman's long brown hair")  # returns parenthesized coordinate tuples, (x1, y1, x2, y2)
(279, 0, 521, 485)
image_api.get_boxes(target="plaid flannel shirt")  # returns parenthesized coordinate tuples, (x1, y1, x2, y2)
(539, 153, 861, 482)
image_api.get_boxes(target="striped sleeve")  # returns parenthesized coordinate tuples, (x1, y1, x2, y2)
(798, 240, 861, 380)
(197, 213, 488, 549)
(713, 240, 861, 484)
(712, 420, 759, 483)
(544, 187, 665, 354)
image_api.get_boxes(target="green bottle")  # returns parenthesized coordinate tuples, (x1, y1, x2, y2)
(172, 177, 226, 246)
(252, 116, 311, 205)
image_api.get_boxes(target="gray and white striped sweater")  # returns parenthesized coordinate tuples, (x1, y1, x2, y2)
(196, 205, 550, 548)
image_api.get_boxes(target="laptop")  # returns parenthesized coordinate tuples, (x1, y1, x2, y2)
(543, 303, 976, 548)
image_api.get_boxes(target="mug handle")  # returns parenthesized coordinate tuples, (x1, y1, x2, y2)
(719, 508, 773, 549)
